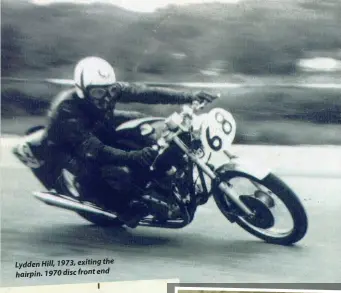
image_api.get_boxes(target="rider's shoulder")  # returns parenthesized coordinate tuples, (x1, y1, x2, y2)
(53, 88, 76, 102)
(50, 88, 79, 113)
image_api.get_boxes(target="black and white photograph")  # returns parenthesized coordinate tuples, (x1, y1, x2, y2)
(1, 0, 341, 288)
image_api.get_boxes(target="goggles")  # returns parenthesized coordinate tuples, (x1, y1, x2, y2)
(86, 84, 121, 100)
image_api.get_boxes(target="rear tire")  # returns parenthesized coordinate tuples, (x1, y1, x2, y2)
(214, 171, 308, 245)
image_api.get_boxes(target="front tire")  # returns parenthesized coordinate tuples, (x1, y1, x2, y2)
(214, 171, 308, 245)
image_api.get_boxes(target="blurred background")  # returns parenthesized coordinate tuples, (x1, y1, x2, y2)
(1, 0, 341, 144)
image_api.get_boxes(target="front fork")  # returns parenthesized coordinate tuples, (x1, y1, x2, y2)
(171, 136, 255, 217)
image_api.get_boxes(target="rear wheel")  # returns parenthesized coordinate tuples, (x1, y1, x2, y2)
(57, 169, 124, 227)
(213, 171, 308, 245)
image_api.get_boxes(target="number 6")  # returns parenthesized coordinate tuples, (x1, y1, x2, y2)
(206, 128, 222, 151)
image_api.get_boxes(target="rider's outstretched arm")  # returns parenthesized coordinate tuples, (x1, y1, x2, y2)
(116, 82, 195, 105)
(112, 109, 148, 127)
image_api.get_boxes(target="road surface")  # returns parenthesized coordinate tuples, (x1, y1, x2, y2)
(1, 137, 341, 287)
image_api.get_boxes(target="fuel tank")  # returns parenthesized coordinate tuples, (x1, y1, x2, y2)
(114, 117, 166, 150)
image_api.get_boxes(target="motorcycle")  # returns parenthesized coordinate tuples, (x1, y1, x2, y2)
(12, 99, 308, 245)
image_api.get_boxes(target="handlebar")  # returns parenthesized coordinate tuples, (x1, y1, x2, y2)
(192, 100, 207, 111)
(149, 92, 220, 171)
(190, 91, 221, 111)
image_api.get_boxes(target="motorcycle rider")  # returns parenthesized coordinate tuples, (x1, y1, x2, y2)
(26, 56, 218, 228)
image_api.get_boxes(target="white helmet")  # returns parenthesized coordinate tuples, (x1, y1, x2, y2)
(74, 56, 117, 99)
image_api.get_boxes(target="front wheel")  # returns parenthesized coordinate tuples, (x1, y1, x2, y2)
(213, 171, 308, 245)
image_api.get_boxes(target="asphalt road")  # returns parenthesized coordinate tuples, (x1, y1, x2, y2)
(1, 138, 341, 287)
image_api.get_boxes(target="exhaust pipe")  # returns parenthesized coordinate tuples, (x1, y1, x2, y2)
(33, 191, 118, 220)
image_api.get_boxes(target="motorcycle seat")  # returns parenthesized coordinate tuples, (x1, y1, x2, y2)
(12, 128, 47, 169)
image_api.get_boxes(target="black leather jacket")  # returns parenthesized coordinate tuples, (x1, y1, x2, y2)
(44, 82, 196, 166)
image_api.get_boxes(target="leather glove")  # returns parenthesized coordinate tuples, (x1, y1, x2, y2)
(128, 147, 158, 169)
(193, 91, 220, 104)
